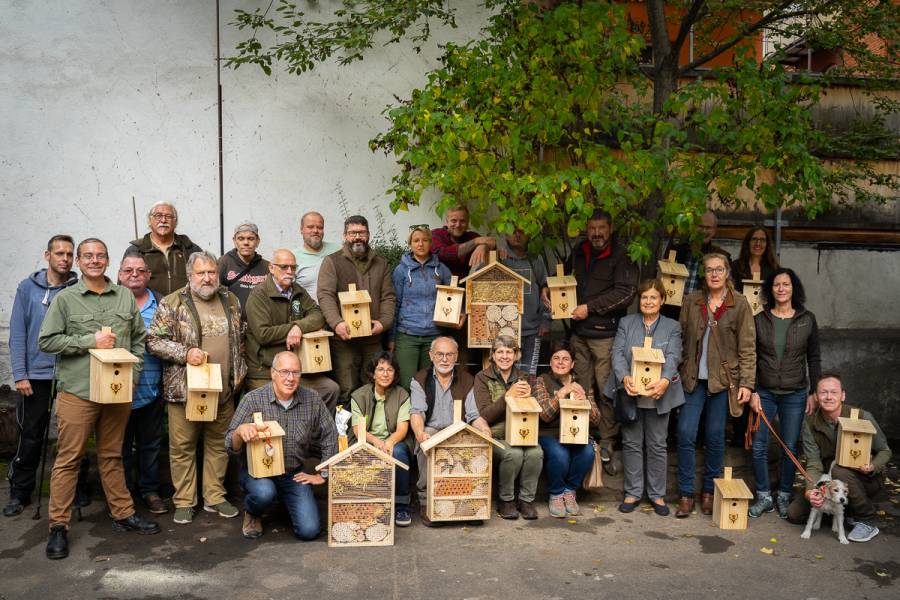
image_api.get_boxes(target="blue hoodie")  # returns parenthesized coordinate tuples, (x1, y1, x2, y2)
(391, 251, 452, 338)
(9, 269, 79, 381)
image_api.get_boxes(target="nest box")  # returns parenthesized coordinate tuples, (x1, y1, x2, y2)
(504, 393, 541, 447)
(712, 467, 753, 530)
(185, 360, 223, 422)
(546, 264, 577, 320)
(247, 412, 287, 478)
(836, 408, 877, 469)
(460, 251, 528, 348)
(432, 275, 465, 328)
(658, 251, 689, 306)
(88, 327, 139, 404)
(339, 283, 372, 338)
(298, 330, 334, 374)
(741, 272, 764, 316)
(558, 395, 591, 445)
(630, 336, 666, 396)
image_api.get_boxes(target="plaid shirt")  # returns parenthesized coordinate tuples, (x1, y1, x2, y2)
(226, 383, 338, 473)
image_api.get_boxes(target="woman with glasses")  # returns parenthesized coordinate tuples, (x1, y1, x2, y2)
(675, 253, 756, 518)
(349, 351, 413, 526)
(389, 225, 453, 390)
(732, 227, 779, 293)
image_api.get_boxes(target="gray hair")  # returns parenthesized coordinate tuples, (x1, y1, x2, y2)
(491, 335, 520, 354)
(430, 336, 459, 353)
(147, 202, 178, 222)
(185, 250, 218, 276)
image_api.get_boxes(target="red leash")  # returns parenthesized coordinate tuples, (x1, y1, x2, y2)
(746, 408, 818, 486)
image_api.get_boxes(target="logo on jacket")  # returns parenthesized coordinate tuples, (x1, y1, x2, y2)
(291, 300, 302, 316)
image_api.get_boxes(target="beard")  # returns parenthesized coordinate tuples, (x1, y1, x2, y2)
(433, 362, 455, 375)
(190, 282, 218, 300)
(304, 235, 323, 251)
(349, 240, 368, 258)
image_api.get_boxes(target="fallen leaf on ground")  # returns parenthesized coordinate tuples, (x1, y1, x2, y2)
(94, 556, 109, 562)
(769, 537, 778, 543)
(681, 533, 694, 538)
(875, 569, 889, 577)
(199, 537, 207, 543)
(760, 547, 774, 555)
(815, 555, 824, 560)
(568, 519, 578, 524)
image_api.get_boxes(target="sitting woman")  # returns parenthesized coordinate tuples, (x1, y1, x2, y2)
(349, 351, 413, 527)
(467, 335, 543, 520)
(532, 340, 601, 518)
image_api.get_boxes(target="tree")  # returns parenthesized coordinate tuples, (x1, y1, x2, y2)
(228, 1, 900, 262)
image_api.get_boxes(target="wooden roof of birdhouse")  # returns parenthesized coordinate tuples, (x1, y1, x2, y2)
(315, 417, 410, 472)
(338, 283, 371, 304)
(88, 348, 140, 363)
(420, 420, 503, 452)
(252, 412, 286, 438)
(559, 396, 591, 411)
(657, 250, 689, 277)
(713, 467, 753, 499)
(460, 252, 531, 286)
(546, 264, 576, 288)
(434, 275, 463, 292)
(838, 408, 877, 435)
(631, 337, 665, 363)
(186, 361, 223, 392)
(741, 272, 763, 285)
(504, 394, 541, 413)
(303, 329, 334, 340)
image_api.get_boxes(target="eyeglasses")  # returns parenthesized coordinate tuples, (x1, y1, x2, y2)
(750, 237, 767, 244)
(346, 229, 368, 239)
(120, 268, 149, 275)
(374, 367, 395, 375)
(272, 263, 297, 272)
(431, 351, 458, 361)
(705, 267, 726, 275)
(273, 368, 301, 379)
(151, 213, 175, 221)
(79, 253, 108, 262)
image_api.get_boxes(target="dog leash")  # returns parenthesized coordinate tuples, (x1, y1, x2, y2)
(746, 408, 818, 487)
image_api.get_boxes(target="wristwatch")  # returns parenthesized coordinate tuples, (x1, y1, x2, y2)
(320, 470, 329, 479)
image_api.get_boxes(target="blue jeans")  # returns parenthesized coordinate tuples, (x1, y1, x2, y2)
(392, 442, 412, 507)
(538, 435, 595, 496)
(677, 380, 728, 496)
(240, 467, 320, 540)
(751, 387, 807, 494)
(122, 399, 163, 498)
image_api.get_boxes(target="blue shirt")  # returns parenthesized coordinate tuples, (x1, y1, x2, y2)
(133, 293, 162, 410)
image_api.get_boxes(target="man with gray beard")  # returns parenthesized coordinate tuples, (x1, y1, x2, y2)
(147, 251, 247, 525)
(293, 211, 341, 303)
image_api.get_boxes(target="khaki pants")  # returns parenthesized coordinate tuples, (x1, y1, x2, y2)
(331, 337, 383, 406)
(49, 391, 134, 529)
(168, 400, 234, 508)
(245, 374, 340, 415)
(571, 335, 618, 450)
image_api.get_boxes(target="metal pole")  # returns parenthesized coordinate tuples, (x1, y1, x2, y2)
(216, 0, 225, 255)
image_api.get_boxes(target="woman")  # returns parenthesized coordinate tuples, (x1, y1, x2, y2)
(676, 253, 756, 518)
(390, 225, 453, 390)
(604, 279, 684, 516)
(349, 352, 413, 527)
(467, 335, 543, 519)
(731, 227, 779, 292)
(533, 340, 601, 517)
(748, 268, 820, 519)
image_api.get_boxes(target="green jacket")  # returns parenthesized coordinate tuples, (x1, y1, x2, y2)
(128, 233, 203, 296)
(348, 383, 409, 444)
(245, 275, 325, 380)
(38, 278, 145, 400)
(472, 365, 528, 438)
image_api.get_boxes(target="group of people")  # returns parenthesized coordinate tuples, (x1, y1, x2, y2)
(4, 202, 892, 561)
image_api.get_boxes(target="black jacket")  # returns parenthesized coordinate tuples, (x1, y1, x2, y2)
(754, 308, 821, 392)
(129, 233, 203, 296)
(568, 238, 637, 339)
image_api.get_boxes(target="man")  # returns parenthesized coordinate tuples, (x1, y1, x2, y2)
(431, 205, 502, 278)
(118, 250, 167, 515)
(409, 336, 491, 526)
(226, 351, 337, 540)
(787, 373, 892, 543)
(317, 215, 397, 405)
(4, 235, 78, 517)
(147, 251, 247, 525)
(568, 209, 637, 472)
(293, 211, 341, 303)
(244, 248, 340, 412)
(218, 221, 269, 311)
(129, 202, 203, 295)
(38, 238, 159, 560)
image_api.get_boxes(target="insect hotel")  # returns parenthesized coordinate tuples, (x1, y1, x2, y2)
(246, 412, 286, 478)
(338, 283, 372, 338)
(657, 251, 689, 306)
(420, 400, 503, 523)
(712, 467, 753, 530)
(836, 408, 877, 469)
(88, 327, 139, 404)
(315, 418, 408, 547)
(505, 393, 541, 447)
(546, 264, 577, 319)
(432, 275, 465, 327)
(460, 251, 528, 348)
(298, 330, 334, 374)
(631, 336, 666, 396)
(741, 273, 764, 316)
(558, 396, 591, 445)
(185, 360, 223, 421)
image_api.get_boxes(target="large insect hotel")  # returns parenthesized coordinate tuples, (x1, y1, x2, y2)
(420, 400, 503, 523)
(460, 251, 528, 348)
(316, 418, 409, 547)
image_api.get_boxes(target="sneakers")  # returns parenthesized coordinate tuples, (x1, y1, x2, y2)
(143, 494, 169, 515)
(497, 499, 519, 520)
(3, 497, 27, 517)
(173, 507, 194, 524)
(562, 490, 580, 515)
(395, 506, 412, 527)
(46, 525, 68, 560)
(242, 512, 263, 539)
(774, 492, 791, 520)
(548, 494, 567, 518)
(748, 493, 774, 518)
(848, 521, 880, 543)
(204, 500, 239, 519)
(517, 499, 538, 520)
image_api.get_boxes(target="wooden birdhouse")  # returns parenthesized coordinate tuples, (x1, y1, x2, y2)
(712, 467, 753, 529)
(546, 264, 577, 320)
(88, 328, 139, 404)
(658, 251, 689, 306)
(505, 393, 541, 447)
(316, 418, 409, 547)
(420, 400, 503, 523)
(338, 283, 372, 338)
(298, 330, 334, 374)
(460, 251, 529, 348)
(630, 337, 666, 396)
(185, 360, 223, 422)
(836, 408, 877, 469)
(433, 275, 465, 327)
(558, 395, 591, 445)
(247, 412, 286, 478)
(742, 272, 764, 316)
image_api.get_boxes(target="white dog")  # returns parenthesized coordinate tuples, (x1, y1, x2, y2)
(800, 474, 849, 544)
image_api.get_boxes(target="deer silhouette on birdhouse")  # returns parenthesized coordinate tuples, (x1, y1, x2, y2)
(339, 283, 372, 338)
(546, 264, 577, 319)
(836, 408, 877, 469)
(658, 251, 689, 306)
(460, 251, 528, 348)
(88, 327, 139, 404)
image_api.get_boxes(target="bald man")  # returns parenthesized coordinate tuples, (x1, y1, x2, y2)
(293, 211, 341, 303)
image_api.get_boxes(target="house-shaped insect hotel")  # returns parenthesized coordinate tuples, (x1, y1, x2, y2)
(559, 395, 591, 445)
(247, 412, 286, 478)
(460, 251, 528, 348)
(433, 275, 465, 327)
(185, 360, 223, 422)
(546, 264, 577, 319)
(420, 400, 503, 523)
(299, 330, 334, 374)
(836, 408, 877, 469)
(742, 273, 764, 316)
(712, 467, 753, 530)
(89, 328, 139, 404)
(316, 418, 409, 547)
(505, 393, 541, 447)
(631, 337, 666, 396)
(658, 251, 689, 306)
(339, 283, 372, 338)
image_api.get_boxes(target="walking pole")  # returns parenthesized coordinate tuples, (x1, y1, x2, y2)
(32, 378, 57, 520)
